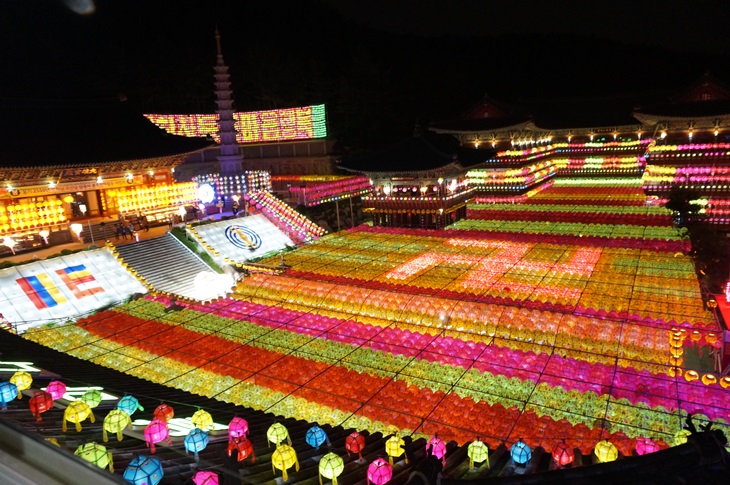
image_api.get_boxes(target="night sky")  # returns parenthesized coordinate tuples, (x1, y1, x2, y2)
(3, 0, 730, 151)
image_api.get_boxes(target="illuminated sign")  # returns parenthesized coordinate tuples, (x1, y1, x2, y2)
(132, 417, 228, 437)
(225, 225, 262, 250)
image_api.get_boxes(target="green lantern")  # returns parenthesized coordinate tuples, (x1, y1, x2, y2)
(267, 422, 291, 447)
(75, 442, 114, 472)
(467, 439, 489, 469)
(103, 409, 132, 442)
(81, 389, 103, 408)
(319, 452, 344, 485)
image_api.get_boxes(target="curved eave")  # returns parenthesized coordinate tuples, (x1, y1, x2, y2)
(341, 161, 467, 179)
(430, 120, 532, 136)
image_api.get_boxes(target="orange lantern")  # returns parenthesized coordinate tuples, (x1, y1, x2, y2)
(701, 374, 717, 386)
(684, 370, 699, 382)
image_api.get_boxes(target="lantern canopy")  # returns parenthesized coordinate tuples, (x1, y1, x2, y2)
(192, 409, 214, 431)
(103, 409, 132, 442)
(467, 439, 490, 469)
(144, 418, 172, 453)
(123, 455, 163, 485)
(267, 422, 291, 447)
(192, 470, 220, 485)
(29, 391, 54, 422)
(552, 440, 575, 466)
(81, 389, 102, 409)
(345, 432, 366, 460)
(635, 437, 661, 455)
(594, 440, 618, 463)
(0, 381, 19, 412)
(185, 428, 210, 462)
(63, 400, 95, 432)
(426, 436, 447, 466)
(74, 442, 114, 472)
(319, 452, 344, 485)
(272, 444, 299, 482)
(385, 435, 407, 466)
(117, 395, 144, 416)
(227, 436, 255, 463)
(367, 457, 393, 485)
(306, 425, 329, 450)
(153, 403, 174, 422)
(228, 416, 249, 440)
(10, 371, 32, 398)
(45, 380, 66, 400)
(510, 440, 531, 465)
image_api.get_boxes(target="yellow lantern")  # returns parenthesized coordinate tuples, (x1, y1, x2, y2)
(63, 400, 95, 432)
(720, 376, 730, 389)
(385, 435, 407, 466)
(593, 440, 618, 463)
(267, 423, 291, 447)
(63, 195, 74, 204)
(9, 371, 32, 398)
(705, 333, 718, 345)
(673, 429, 692, 446)
(690, 331, 701, 342)
(103, 409, 132, 442)
(318, 452, 344, 485)
(467, 439, 489, 469)
(701, 374, 717, 386)
(684, 370, 699, 382)
(272, 444, 299, 482)
(191, 409, 213, 431)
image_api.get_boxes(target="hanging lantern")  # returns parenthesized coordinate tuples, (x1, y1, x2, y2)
(192, 409, 214, 431)
(318, 452, 344, 485)
(153, 403, 174, 423)
(510, 439, 531, 465)
(185, 427, 209, 462)
(552, 440, 574, 466)
(306, 425, 329, 451)
(635, 437, 660, 455)
(673, 429, 692, 446)
(385, 435, 407, 465)
(103, 409, 132, 442)
(74, 442, 114, 472)
(117, 395, 144, 416)
(426, 436, 447, 466)
(227, 436, 255, 464)
(367, 457, 392, 485)
(467, 439, 489, 469)
(29, 391, 54, 422)
(144, 418, 172, 453)
(63, 400, 95, 432)
(192, 470, 219, 485)
(0, 381, 18, 412)
(594, 440, 618, 463)
(228, 416, 249, 440)
(123, 455, 163, 485)
(10, 371, 32, 398)
(81, 389, 102, 409)
(45, 380, 66, 400)
(271, 444, 299, 482)
(267, 422, 291, 447)
(345, 432, 366, 460)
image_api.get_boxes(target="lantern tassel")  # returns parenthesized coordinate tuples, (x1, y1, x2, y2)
(107, 451, 114, 473)
(117, 429, 124, 441)
(103, 428, 109, 442)
(62, 420, 67, 433)
(333, 477, 338, 485)
(469, 457, 474, 469)
(251, 450, 256, 464)
(282, 468, 288, 482)
(89, 410, 96, 424)
(319, 473, 323, 485)
(75, 420, 82, 432)
(389, 456, 393, 466)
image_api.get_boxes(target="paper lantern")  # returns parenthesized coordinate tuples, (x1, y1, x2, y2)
(75, 442, 114, 472)
(117, 395, 144, 416)
(635, 437, 660, 455)
(0, 381, 18, 412)
(228, 416, 249, 440)
(103, 409, 132, 442)
(467, 439, 489, 469)
(319, 452, 344, 485)
(510, 440, 531, 465)
(10, 371, 32, 398)
(673, 429, 692, 446)
(345, 432, 366, 460)
(367, 457, 392, 485)
(45, 380, 66, 400)
(272, 444, 299, 482)
(426, 436, 447, 465)
(385, 435, 407, 465)
(123, 455, 163, 485)
(63, 400, 95, 432)
(144, 418, 172, 453)
(267, 422, 291, 447)
(552, 440, 574, 466)
(192, 409, 213, 431)
(183, 425, 210, 456)
(594, 440, 618, 463)
(29, 391, 54, 422)
(227, 436, 255, 463)
(153, 403, 174, 422)
(81, 389, 102, 408)
(192, 470, 219, 485)
(306, 425, 329, 450)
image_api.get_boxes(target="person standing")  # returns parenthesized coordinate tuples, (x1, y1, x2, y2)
(119, 223, 127, 240)
(127, 221, 135, 240)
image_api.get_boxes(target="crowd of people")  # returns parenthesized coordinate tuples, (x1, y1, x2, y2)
(114, 213, 149, 240)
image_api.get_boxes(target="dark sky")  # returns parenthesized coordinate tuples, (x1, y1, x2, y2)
(3, 0, 729, 149)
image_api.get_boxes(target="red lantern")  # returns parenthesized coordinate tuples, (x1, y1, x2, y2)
(552, 440, 574, 467)
(153, 403, 174, 423)
(345, 432, 366, 460)
(29, 391, 54, 422)
(227, 436, 255, 464)
(144, 418, 172, 453)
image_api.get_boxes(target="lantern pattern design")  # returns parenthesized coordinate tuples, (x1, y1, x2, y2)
(74, 442, 114, 472)
(467, 439, 489, 469)
(367, 457, 393, 485)
(10, 371, 32, 398)
(228, 416, 249, 440)
(0, 381, 19, 412)
(345, 432, 366, 460)
(594, 440, 619, 463)
(227, 436, 255, 463)
(153, 403, 174, 422)
(673, 429, 692, 446)
(192, 470, 220, 485)
(267, 422, 291, 447)
(318, 452, 344, 485)
(103, 409, 132, 442)
(192, 409, 214, 431)
(426, 436, 447, 466)
(272, 444, 299, 482)
(185, 427, 209, 462)
(552, 440, 575, 466)
(510, 440, 531, 465)
(306, 425, 329, 450)
(29, 391, 54, 422)
(144, 418, 172, 453)
(62, 400, 95, 432)
(123, 455, 163, 485)
(635, 437, 660, 455)
(385, 435, 407, 465)
(45, 380, 66, 400)
(81, 389, 102, 408)
(117, 395, 144, 416)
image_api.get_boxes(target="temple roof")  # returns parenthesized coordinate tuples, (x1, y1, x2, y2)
(0, 97, 210, 167)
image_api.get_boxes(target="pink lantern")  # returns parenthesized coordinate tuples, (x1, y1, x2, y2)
(426, 436, 447, 465)
(45, 381, 66, 400)
(228, 416, 249, 440)
(552, 440, 575, 467)
(345, 432, 366, 460)
(367, 457, 392, 485)
(192, 470, 219, 485)
(153, 403, 174, 423)
(635, 437, 660, 455)
(144, 418, 172, 453)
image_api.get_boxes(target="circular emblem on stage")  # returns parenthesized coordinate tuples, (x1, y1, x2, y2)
(198, 183, 215, 204)
(225, 225, 262, 250)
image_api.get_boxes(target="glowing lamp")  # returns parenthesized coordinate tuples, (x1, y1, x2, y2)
(271, 444, 299, 482)
(29, 391, 54, 422)
(635, 437, 660, 455)
(673, 429, 692, 446)
(684, 370, 699, 382)
(185, 427, 209, 462)
(690, 331, 701, 342)
(0, 381, 19, 411)
(103, 409, 132, 442)
(75, 442, 114, 472)
(192, 470, 219, 485)
(467, 439, 489, 469)
(117, 395, 144, 416)
(345, 432, 366, 460)
(227, 436, 255, 463)
(198, 184, 215, 204)
(153, 403, 174, 422)
(385, 435, 407, 465)
(552, 440, 574, 466)
(192, 409, 214, 430)
(367, 457, 392, 485)
(306, 425, 329, 450)
(81, 389, 102, 408)
(62, 400, 95, 432)
(594, 440, 618, 463)
(228, 416, 249, 440)
(318, 452, 344, 485)
(2, 236, 16, 254)
(70, 223, 83, 240)
(426, 436, 447, 465)
(510, 439, 531, 465)
(63, 195, 74, 204)
(123, 455, 163, 485)
(267, 422, 291, 447)
(10, 371, 32, 397)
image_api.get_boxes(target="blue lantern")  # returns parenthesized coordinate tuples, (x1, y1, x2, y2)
(123, 455, 163, 485)
(117, 395, 144, 416)
(510, 439, 531, 465)
(0, 381, 19, 412)
(184, 428, 209, 462)
(305, 425, 329, 451)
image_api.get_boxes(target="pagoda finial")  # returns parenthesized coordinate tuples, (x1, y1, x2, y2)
(215, 25, 222, 57)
